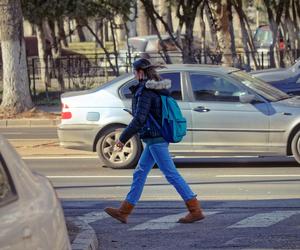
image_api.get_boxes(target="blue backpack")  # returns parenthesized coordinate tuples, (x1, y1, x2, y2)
(149, 95, 187, 143)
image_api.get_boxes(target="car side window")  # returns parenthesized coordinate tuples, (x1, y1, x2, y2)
(190, 73, 245, 102)
(0, 154, 17, 207)
(120, 72, 182, 100)
(160, 72, 182, 100)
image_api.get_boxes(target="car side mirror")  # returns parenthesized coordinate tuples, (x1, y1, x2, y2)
(239, 94, 256, 103)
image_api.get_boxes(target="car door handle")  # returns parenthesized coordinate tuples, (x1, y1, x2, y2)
(193, 106, 210, 112)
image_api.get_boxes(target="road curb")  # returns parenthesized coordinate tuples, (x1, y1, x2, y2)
(70, 216, 99, 250)
(0, 119, 60, 128)
(68, 211, 107, 250)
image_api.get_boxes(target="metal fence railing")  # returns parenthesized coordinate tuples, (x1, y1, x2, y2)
(0, 49, 299, 100)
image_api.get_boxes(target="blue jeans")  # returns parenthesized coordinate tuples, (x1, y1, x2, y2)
(125, 142, 196, 205)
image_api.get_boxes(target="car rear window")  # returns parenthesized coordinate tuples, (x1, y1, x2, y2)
(120, 72, 182, 100)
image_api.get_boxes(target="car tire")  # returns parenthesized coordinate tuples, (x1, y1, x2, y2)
(291, 130, 300, 164)
(96, 126, 142, 169)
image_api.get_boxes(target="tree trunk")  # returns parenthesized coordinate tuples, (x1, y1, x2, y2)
(176, 0, 203, 64)
(141, 0, 173, 63)
(227, 0, 237, 63)
(126, 5, 137, 37)
(263, 0, 285, 68)
(0, 0, 33, 113)
(157, 0, 173, 34)
(136, 0, 150, 36)
(209, 0, 233, 66)
(291, 0, 300, 53)
(36, 21, 51, 90)
(75, 17, 86, 42)
(110, 20, 120, 76)
(48, 19, 65, 91)
(58, 17, 68, 47)
(199, 3, 206, 55)
(233, 0, 258, 70)
(204, 2, 219, 51)
(115, 16, 125, 49)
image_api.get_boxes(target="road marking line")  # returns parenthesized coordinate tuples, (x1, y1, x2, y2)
(22, 155, 98, 159)
(228, 210, 300, 228)
(2, 132, 23, 135)
(130, 211, 218, 231)
(47, 175, 163, 178)
(9, 138, 56, 141)
(216, 174, 300, 177)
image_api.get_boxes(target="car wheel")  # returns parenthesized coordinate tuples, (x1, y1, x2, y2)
(291, 130, 300, 164)
(96, 126, 142, 169)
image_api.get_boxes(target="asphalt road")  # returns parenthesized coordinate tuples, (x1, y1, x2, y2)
(24, 157, 300, 250)
(24, 157, 300, 201)
(63, 199, 300, 250)
(4, 127, 300, 249)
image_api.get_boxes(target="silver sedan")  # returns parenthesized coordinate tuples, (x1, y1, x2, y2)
(58, 65, 300, 169)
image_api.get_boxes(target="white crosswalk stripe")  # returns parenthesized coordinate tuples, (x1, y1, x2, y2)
(228, 210, 300, 228)
(77, 211, 109, 224)
(129, 211, 218, 231)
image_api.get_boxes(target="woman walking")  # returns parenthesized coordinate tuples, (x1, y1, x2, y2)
(104, 58, 204, 224)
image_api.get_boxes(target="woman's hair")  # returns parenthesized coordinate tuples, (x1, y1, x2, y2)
(143, 66, 161, 81)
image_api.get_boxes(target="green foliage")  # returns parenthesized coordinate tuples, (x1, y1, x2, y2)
(21, 0, 133, 24)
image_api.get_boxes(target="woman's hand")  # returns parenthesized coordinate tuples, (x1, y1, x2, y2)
(114, 140, 124, 151)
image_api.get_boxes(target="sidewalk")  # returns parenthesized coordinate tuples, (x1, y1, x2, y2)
(0, 105, 61, 128)
(11, 139, 96, 157)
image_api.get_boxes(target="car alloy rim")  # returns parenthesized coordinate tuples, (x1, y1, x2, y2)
(102, 130, 134, 164)
(297, 136, 300, 154)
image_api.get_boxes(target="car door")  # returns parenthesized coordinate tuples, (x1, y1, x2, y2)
(159, 72, 192, 153)
(187, 71, 271, 155)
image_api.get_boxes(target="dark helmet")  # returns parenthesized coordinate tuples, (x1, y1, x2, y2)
(132, 58, 152, 71)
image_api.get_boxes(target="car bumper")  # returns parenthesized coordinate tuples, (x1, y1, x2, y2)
(57, 124, 100, 151)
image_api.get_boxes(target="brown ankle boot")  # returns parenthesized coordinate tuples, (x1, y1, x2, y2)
(104, 201, 134, 224)
(177, 197, 205, 223)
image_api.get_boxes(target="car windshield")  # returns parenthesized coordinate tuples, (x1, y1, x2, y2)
(230, 71, 290, 101)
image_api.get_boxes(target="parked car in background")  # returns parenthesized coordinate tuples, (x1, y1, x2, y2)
(100, 34, 183, 75)
(125, 34, 182, 61)
(0, 135, 70, 250)
(253, 25, 285, 50)
(58, 64, 300, 169)
(252, 25, 286, 68)
(251, 57, 300, 95)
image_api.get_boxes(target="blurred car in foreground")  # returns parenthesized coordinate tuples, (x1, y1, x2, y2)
(251, 57, 300, 95)
(0, 135, 70, 250)
(58, 64, 300, 169)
